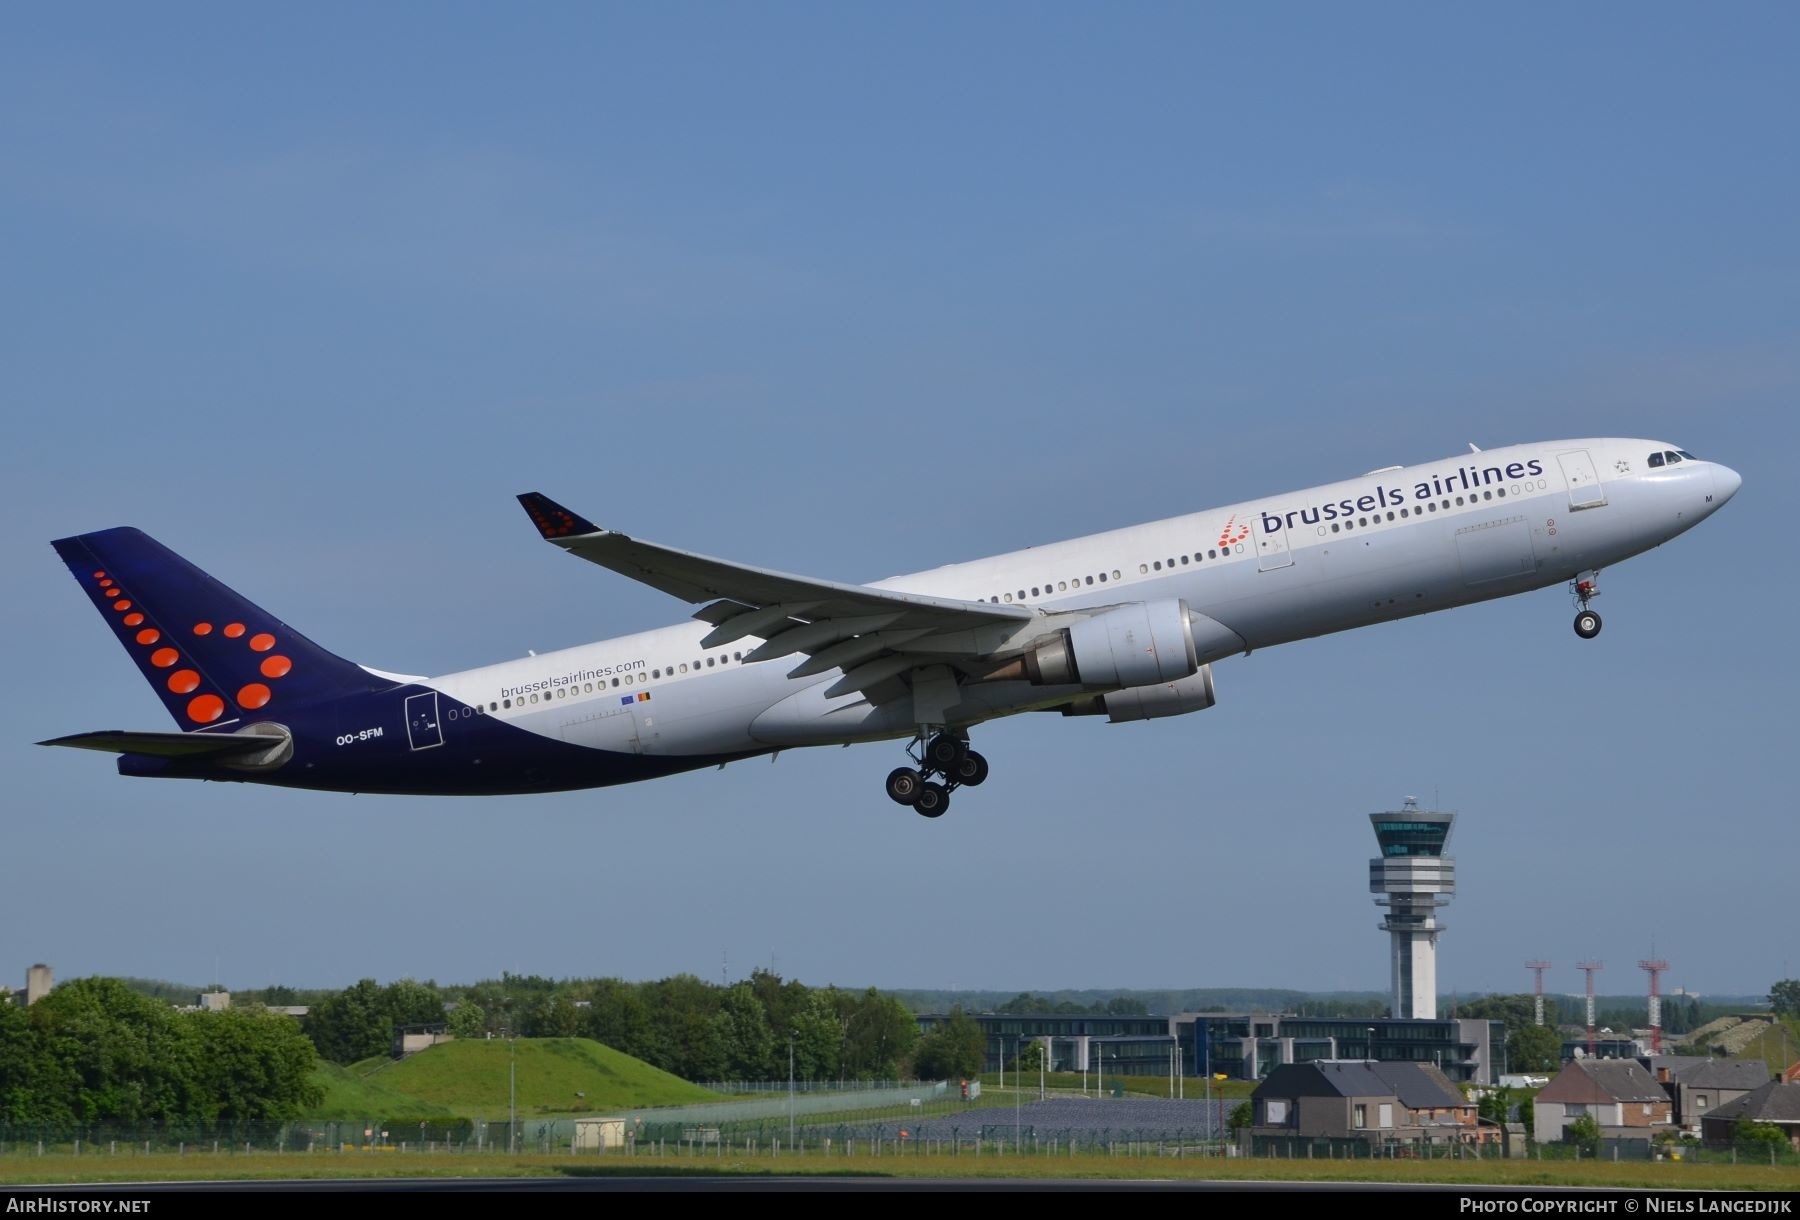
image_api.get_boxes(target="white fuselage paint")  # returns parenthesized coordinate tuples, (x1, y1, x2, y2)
(427, 439, 1737, 759)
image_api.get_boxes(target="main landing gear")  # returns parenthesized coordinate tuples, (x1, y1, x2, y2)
(1571, 571, 1603, 639)
(885, 732, 989, 818)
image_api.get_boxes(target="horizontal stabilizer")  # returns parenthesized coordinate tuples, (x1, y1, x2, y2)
(38, 730, 283, 759)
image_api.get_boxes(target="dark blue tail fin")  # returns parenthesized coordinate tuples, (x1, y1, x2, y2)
(52, 527, 382, 729)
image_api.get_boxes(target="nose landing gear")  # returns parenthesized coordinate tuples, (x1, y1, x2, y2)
(1571, 571, 1603, 639)
(885, 731, 988, 818)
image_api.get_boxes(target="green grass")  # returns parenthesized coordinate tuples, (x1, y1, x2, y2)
(5, 1147, 1800, 1190)
(308, 1038, 719, 1119)
(308, 1061, 446, 1121)
(1730, 1017, 1800, 1073)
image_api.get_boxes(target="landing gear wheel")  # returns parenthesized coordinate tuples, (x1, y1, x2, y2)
(885, 767, 923, 806)
(1574, 610, 1602, 640)
(924, 734, 967, 769)
(949, 750, 989, 787)
(914, 782, 950, 818)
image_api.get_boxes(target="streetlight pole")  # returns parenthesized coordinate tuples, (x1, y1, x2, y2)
(1204, 1024, 1212, 1142)
(1014, 1035, 1022, 1149)
(508, 1035, 517, 1156)
(787, 1030, 796, 1148)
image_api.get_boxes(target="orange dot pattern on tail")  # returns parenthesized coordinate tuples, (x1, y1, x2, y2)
(87, 569, 295, 724)
(527, 503, 579, 537)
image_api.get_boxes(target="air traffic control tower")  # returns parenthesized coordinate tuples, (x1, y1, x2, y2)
(1369, 797, 1456, 1020)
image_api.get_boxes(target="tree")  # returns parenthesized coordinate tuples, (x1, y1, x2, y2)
(1013, 1039, 1045, 1074)
(914, 1008, 985, 1080)
(712, 983, 776, 1079)
(1477, 1086, 1514, 1125)
(1770, 980, 1800, 1019)
(842, 989, 918, 1080)
(0, 1000, 66, 1126)
(789, 989, 843, 1082)
(584, 979, 658, 1063)
(383, 979, 447, 1030)
(303, 979, 392, 1064)
(1734, 1117, 1788, 1150)
(1227, 1101, 1252, 1135)
(1510, 1024, 1564, 1074)
(30, 978, 200, 1124)
(191, 1009, 322, 1120)
(1564, 1112, 1601, 1156)
(447, 1000, 488, 1039)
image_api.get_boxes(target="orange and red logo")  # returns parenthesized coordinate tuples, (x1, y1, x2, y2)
(93, 571, 295, 725)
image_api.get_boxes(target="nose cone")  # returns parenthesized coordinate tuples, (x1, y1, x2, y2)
(1712, 463, 1743, 506)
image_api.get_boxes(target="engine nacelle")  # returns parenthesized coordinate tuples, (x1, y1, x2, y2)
(1019, 598, 1198, 688)
(1062, 665, 1217, 723)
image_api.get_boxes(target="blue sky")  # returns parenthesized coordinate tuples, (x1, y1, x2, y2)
(3, 4, 1795, 1003)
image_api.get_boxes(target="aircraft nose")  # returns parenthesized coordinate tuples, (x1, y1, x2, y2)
(1712, 463, 1742, 506)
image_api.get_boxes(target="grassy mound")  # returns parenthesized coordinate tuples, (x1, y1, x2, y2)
(309, 1038, 718, 1118)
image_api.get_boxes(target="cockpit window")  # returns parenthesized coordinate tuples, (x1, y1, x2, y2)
(1677, 450, 1697, 460)
(1647, 452, 1665, 468)
(1664, 451, 1683, 464)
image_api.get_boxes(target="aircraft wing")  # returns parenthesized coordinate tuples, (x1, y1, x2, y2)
(518, 493, 1033, 697)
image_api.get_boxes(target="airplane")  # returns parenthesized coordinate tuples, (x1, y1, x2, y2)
(41, 438, 1739, 816)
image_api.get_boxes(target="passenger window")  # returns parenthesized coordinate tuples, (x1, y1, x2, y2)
(1140, 564, 1149, 574)
(1179, 555, 1189, 565)
(1331, 523, 1340, 533)
(1098, 573, 1107, 583)
(1647, 452, 1664, 468)
(1427, 502, 1437, 512)
(1058, 581, 1068, 591)
(1085, 576, 1094, 585)
(1112, 570, 1121, 579)
(1003, 593, 1012, 603)
(1208, 549, 1217, 559)
(503, 699, 511, 709)
(1017, 590, 1026, 600)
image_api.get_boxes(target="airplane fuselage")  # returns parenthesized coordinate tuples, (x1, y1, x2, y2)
(64, 437, 1739, 797)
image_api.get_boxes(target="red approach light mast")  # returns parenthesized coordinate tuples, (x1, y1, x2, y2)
(1578, 961, 1604, 1057)
(1526, 960, 1552, 1027)
(1639, 958, 1670, 1055)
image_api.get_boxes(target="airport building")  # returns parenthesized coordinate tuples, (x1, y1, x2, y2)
(916, 1011, 1506, 1086)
